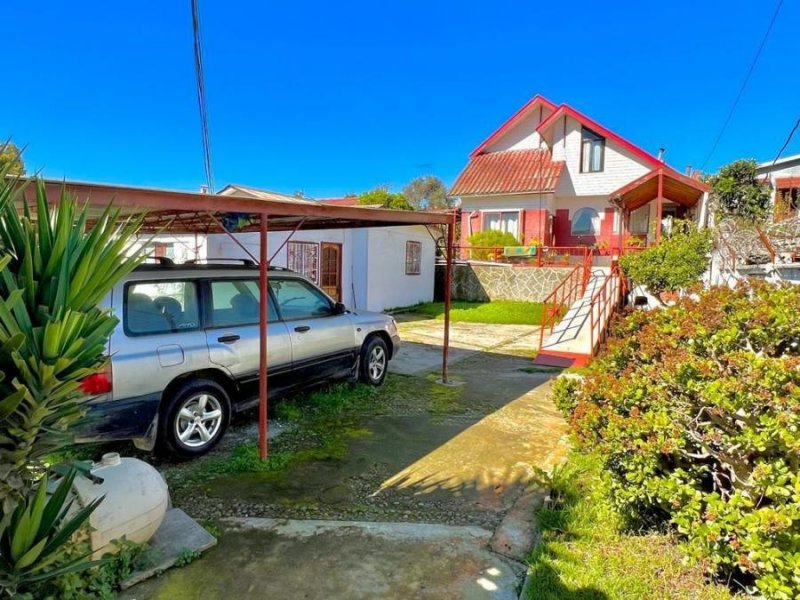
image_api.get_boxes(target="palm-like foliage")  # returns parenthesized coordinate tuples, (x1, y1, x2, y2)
(0, 469, 104, 596)
(0, 174, 146, 510)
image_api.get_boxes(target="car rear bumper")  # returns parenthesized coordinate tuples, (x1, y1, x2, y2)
(75, 392, 161, 443)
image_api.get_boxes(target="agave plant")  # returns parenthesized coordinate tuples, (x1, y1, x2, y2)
(0, 173, 147, 509)
(0, 469, 104, 596)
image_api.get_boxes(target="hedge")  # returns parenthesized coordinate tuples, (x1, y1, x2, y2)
(552, 283, 800, 598)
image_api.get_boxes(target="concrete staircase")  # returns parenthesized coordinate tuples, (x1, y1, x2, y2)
(533, 268, 618, 368)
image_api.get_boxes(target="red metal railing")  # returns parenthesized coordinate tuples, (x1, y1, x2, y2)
(538, 262, 588, 349)
(454, 245, 592, 267)
(588, 264, 624, 355)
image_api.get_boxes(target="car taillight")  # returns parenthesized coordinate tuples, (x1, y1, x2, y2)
(80, 364, 113, 395)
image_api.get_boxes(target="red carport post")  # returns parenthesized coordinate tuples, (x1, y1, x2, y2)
(442, 214, 456, 384)
(258, 214, 270, 460)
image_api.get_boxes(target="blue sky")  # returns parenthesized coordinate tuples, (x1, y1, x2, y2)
(3, 1, 798, 197)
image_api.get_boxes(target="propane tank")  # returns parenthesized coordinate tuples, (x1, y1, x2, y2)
(68, 453, 169, 559)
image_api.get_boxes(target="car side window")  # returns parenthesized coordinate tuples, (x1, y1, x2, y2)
(209, 280, 277, 327)
(269, 279, 333, 320)
(125, 280, 200, 335)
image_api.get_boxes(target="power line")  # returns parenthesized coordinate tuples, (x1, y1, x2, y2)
(770, 118, 800, 167)
(700, 0, 784, 171)
(191, 0, 215, 193)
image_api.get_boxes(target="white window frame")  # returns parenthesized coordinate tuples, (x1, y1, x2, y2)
(480, 209, 522, 240)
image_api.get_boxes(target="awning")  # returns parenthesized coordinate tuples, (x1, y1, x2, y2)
(610, 167, 710, 211)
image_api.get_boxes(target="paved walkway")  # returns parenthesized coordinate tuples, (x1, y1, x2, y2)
(122, 319, 568, 600)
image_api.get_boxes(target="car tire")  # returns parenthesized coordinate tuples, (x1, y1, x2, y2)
(359, 336, 389, 386)
(159, 379, 231, 458)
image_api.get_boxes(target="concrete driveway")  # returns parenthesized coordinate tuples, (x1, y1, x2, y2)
(123, 317, 567, 600)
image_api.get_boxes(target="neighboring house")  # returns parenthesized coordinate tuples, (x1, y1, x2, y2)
(134, 234, 206, 263)
(207, 185, 436, 312)
(757, 153, 800, 221)
(450, 94, 710, 250)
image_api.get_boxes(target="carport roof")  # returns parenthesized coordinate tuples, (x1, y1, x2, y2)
(610, 167, 710, 211)
(18, 178, 456, 232)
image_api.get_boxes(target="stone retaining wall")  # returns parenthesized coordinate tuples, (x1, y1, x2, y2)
(436, 263, 573, 303)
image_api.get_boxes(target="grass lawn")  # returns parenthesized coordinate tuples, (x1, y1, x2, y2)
(526, 452, 735, 600)
(407, 301, 544, 325)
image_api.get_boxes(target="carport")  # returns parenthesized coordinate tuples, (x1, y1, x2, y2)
(23, 179, 458, 459)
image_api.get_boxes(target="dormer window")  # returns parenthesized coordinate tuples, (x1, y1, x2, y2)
(580, 127, 605, 173)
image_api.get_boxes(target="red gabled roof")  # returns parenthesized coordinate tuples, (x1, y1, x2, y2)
(536, 104, 663, 168)
(449, 148, 564, 196)
(469, 94, 557, 158)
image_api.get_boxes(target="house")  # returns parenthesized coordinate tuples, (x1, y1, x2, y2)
(449, 94, 711, 252)
(756, 153, 800, 221)
(206, 185, 437, 311)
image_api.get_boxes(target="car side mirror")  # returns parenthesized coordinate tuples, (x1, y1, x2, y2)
(333, 302, 347, 315)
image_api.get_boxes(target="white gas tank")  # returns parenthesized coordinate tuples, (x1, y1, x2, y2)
(69, 453, 169, 559)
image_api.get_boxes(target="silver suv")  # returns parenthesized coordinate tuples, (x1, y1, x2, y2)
(80, 261, 401, 458)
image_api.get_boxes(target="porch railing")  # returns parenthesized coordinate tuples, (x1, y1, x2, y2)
(453, 245, 592, 267)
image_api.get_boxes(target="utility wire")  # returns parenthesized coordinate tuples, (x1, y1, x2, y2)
(770, 118, 800, 167)
(700, 0, 784, 171)
(191, 0, 215, 193)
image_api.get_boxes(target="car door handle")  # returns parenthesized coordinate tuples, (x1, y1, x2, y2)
(294, 325, 311, 333)
(217, 334, 241, 344)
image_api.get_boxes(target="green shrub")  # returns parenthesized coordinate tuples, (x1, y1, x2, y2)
(466, 230, 520, 260)
(558, 283, 800, 598)
(619, 221, 711, 300)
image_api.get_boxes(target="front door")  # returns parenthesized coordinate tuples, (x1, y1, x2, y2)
(319, 243, 342, 302)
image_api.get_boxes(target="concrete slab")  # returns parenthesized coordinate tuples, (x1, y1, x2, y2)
(390, 340, 476, 375)
(121, 508, 217, 589)
(122, 518, 523, 600)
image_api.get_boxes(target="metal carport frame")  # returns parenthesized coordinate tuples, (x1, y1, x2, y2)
(22, 179, 457, 459)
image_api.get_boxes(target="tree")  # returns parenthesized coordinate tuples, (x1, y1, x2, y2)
(403, 176, 451, 209)
(619, 221, 711, 301)
(706, 158, 770, 222)
(357, 187, 414, 211)
(0, 142, 24, 176)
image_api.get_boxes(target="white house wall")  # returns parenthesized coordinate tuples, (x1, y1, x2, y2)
(553, 115, 652, 196)
(484, 105, 554, 153)
(207, 226, 434, 312)
(206, 230, 360, 308)
(365, 226, 435, 311)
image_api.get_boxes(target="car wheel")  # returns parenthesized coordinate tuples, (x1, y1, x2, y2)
(359, 336, 389, 386)
(160, 379, 231, 458)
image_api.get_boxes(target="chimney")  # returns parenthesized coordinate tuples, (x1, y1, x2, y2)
(685, 164, 693, 177)
(199, 185, 209, 194)
(657, 148, 665, 162)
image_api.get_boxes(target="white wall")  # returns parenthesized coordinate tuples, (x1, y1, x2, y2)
(365, 226, 435, 311)
(207, 226, 435, 312)
(133, 234, 206, 263)
(483, 104, 555, 153)
(459, 193, 556, 212)
(206, 230, 363, 309)
(552, 115, 652, 196)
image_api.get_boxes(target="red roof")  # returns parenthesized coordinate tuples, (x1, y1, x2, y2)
(449, 149, 564, 196)
(318, 195, 359, 206)
(776, 177, 800, 189)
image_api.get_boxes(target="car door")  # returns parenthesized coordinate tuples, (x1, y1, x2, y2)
(204, 278, 293, 401)
(269, 277, 357, 381)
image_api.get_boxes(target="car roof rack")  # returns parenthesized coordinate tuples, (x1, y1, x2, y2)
(143, 256, 175, 266)
(184, 258, 256, 266)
